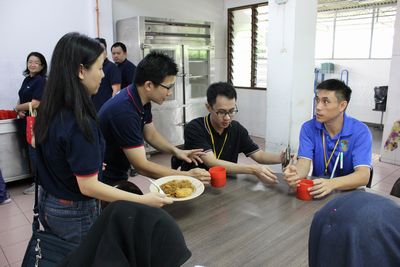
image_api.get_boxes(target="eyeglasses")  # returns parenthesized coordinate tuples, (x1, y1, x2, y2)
(156, 82, 175, 90)
(213, 106, 239, 118)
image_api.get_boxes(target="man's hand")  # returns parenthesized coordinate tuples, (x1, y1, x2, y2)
(252, 165, 278, 184)
(283, 165, 301, 188)
(187, 168, 211, 184)
(174, 148, 205, 166)
(309, 178, 335, 199)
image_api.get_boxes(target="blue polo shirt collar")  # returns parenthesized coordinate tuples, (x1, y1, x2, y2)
(314, 113, 353, 139)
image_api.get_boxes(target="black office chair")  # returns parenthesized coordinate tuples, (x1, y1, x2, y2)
(366, 167, 373, 188)
(390, 177, 400, 198)
(171, 155, 183, 170)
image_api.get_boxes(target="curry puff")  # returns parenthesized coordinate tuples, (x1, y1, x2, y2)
(161, 179, 195, 198)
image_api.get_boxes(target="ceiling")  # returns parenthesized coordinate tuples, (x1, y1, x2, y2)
(318, 0, 398, 12)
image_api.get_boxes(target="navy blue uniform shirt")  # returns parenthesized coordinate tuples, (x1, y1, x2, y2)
(99, 85, 152, 181)
(117, 59, 136, 89)
(92, 58, 121, 111)
(36, 109, 105, 201)
(182, 115, 260, 171)
(18, 74, 46, 103)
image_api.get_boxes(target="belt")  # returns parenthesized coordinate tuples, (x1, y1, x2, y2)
(58, 199, 74, 205)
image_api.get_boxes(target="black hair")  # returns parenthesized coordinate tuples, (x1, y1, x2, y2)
(35, 32, 104, 144)
(134, 51, 178, 86)
(111, 42, 127, 53)
(95, 37, 107, 50)
(317, 79, 352, 103)
(23, 52, 47, 77)
(206, 82, 237, 106)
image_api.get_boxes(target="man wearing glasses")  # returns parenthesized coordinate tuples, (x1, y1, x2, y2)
(182, 82, 284, 184)
(98, 52, 210, 185)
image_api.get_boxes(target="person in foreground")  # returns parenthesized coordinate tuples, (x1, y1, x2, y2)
(182, 82, 284, 184)
(309, 191, 400, 267)
(60, 200, 191, 267)
(98, 52, 210, 185)
(34, 32, 172, 245)
(284, 79, 372, 198)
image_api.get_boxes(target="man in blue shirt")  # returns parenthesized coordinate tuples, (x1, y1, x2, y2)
(92, 38, 121, 111)
(111, 42, 136, 89)
(98, 52, 210, 185)
(284, 79, 372, 198)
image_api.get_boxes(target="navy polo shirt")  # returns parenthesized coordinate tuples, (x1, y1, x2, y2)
(98, 85, 152, 180)
(36, 109, 105, 201)
(92, 58, 121, 111)
(117, 59, 136, 89)
(182, 115, 260, 170)
(298, 113, 372, 178)
(18, 74, 46, 103)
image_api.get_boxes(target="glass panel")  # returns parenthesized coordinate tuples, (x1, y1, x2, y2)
(334, 10, 372, 58)
(188, 49, 209, 98)
(256, 5, 268, 88)
(232, 8, 252, 87)
(149, 48, 177, 101)
(315, 12, 335, 58)
(371, 6, 396, 58)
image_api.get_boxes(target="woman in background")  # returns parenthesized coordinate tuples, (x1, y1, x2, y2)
(34, 32, 171, 245)
(15, 52, 47, 195)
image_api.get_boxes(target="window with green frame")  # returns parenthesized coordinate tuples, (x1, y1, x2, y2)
(228, 3, 268, 90)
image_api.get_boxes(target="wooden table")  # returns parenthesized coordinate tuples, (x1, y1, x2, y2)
(155, 174, 366, 267)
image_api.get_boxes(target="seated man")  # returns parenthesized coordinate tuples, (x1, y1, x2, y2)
(284, 79, 372, 198)
(182, 82, 284, 184)
(99, 52, 210, 185)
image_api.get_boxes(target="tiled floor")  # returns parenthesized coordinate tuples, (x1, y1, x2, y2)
(1, 131, 399, 267)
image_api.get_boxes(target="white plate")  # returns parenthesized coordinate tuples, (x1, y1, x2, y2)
(149, 175, 205, 201)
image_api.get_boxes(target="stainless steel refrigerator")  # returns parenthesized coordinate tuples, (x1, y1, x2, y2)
(116, 16, 215, 151)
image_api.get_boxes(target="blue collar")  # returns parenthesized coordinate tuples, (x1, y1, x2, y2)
(314, 113, 353, 138)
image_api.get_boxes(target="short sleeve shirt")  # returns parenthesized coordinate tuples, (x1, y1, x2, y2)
(117, 59, 136, 89)
(36, 109, 105, 201)
(92, 58, 122, 111)
(18, 74, 46, 103)
(98, 85, 152, 180)
(182, 115, 259, 170)
(298, 113, 372, 178)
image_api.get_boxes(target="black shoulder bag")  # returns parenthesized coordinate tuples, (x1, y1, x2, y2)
(21, 173, 76, 266)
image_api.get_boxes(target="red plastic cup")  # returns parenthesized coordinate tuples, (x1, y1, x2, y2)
(209, 166, 226, 188)
(7, 110, 17, 119)
(297, 179, 314, 201)
(0, 110, 6, 120)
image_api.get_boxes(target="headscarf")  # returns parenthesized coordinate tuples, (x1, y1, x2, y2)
(60, 200, 191, 267)
(309, 191, 400, 267)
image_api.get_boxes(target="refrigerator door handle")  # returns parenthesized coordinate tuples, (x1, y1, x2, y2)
(141, 43, 151, 49)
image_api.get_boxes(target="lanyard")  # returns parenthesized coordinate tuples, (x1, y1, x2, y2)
(322, 131, 340, 176)
(205, 115, 228, 159)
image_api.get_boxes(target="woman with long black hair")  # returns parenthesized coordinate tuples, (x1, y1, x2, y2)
(34, 32, 172, 245)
